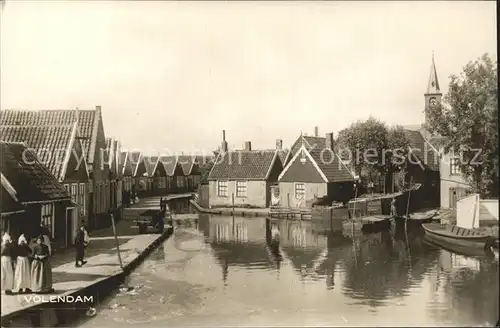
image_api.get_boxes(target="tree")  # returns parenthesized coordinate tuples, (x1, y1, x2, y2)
(199, 149, 219, 184)
(426, 53, 498, 198)
(336, 117, 411, 193)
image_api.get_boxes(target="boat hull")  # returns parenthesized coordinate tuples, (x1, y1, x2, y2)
(422, 223, 491, 253)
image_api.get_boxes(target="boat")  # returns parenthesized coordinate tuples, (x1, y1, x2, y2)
(423, 238, 495, 257)
(422, 223, 495, 253)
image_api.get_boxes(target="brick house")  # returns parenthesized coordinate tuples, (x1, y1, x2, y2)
(208, 140, 284, 208)
(160, 156, 186, 193)
(0, 107, 111, 230)
(278, 132, 356, 208)
(0, 133, 86, 247)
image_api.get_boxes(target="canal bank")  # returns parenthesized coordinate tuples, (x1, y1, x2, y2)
(1, 224, 173, 327)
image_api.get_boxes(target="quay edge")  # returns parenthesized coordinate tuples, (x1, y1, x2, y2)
(0, 227, 174, 328)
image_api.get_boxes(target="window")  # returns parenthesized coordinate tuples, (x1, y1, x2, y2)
(64, 184, 70, 194)
(177, 176, 184, 187)
(41, 204, 55, 238)
(79, 183, 85, 216)
(217, 181, 228, 197)
(450, 156, 460, 175)
(71, 183, 78, 202)
(236, 181, 247, 198)
(294, 183, 305, 199)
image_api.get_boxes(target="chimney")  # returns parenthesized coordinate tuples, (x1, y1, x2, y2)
(325, 133, 334, 150)
(244, 141, 252, 151)
(276, 139, 283, 150)
(314, 126, 319, 137)
(95, 105, 101, 112)
(221, 130, 228, 153)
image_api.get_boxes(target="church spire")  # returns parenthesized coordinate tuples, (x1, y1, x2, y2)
(426, 52, 441, 94)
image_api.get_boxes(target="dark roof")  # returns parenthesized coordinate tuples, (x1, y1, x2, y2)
(1, 181, 25, 215)
(0, 141, 71, 203)
(404, 129, 440, 171)
(290, 135, 327, 157)
(277, 149, 289, 164)
(128, 151, 142, 176)
(208, 150, 279, 180)
(0, 109, 99, 163)
(159, 156, 180, 176)
(143, 156, 159, 177)
(177, 155, 196, 175)
(0, 123, 76, 180)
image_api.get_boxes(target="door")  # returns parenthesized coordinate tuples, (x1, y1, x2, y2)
(88, 193, 94, 230)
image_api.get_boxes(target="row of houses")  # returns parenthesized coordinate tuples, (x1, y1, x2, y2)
(0, 107, 208, 251)
(205, 56, 468, 211)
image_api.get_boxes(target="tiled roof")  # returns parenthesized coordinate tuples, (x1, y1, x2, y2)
(143, 156, 159, 177)
(0, 109, 97, 163)
(208, 150, 278, 180)
(290, 135, 327, 158)
(308, 147, 355, 182)
(159, 156, 178, 176)
(404, 130, 440, 171)
(128, 151, 142, 176)
(177, 156, 193, 175)
(0, 141, 71, 203)
(1, 184, 25, 214)
(0, 123, 76, 180)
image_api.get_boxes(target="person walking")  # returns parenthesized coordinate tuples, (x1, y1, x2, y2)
(1, 233, 15, 295)
(74, 225, 87, 267)
(30, 236, 54, 294)
(14, 234, 32, 293)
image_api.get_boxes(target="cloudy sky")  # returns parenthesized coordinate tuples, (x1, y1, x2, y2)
(1, 1, 496, 154)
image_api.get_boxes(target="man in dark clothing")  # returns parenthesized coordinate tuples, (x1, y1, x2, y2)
(74, 226, 87, 267)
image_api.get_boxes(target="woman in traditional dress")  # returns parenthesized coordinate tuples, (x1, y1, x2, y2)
(1, 232, 15, 295)
(14, 234, 32, 293)
(30, 236, 54, 294)
(39, 223, 52, 255)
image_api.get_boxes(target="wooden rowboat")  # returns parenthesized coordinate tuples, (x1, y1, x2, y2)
(422, 223, 494, 253)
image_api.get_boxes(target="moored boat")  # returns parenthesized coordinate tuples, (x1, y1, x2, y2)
(422, 223, 494, 253)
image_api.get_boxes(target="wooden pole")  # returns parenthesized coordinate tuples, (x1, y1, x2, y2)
(471, 194, 479, 229)
(110, 213, 124, 270)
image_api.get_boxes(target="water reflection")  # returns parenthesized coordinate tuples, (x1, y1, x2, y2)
(79, 215, 499, 327)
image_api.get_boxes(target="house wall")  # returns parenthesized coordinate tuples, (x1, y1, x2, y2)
(440, 152, 471, 209)
(457, 195, 499, 229)
(92, 116, 111, 216)
(456, 194, 480, 229)
(63, 140, 90, 225)
(209, 180, 267, 208)
(278, 182, 327, 208)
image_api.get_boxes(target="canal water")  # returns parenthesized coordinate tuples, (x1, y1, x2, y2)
(78, 215, 499, 327)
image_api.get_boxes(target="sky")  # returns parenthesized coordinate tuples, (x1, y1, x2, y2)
(1, 1, 497, 155)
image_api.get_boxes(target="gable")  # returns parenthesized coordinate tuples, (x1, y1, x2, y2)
(153, 160, 168, 177)
(63, 137, 90, 183)
(279, 150, 325, 183)
(92, 114, 108, 180)
(173, 163, 185, 177)
(135, 160, 147, 178)
(267, 154, 284, 181)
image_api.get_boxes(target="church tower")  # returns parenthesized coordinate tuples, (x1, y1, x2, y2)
(424, 53, 443, 128)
